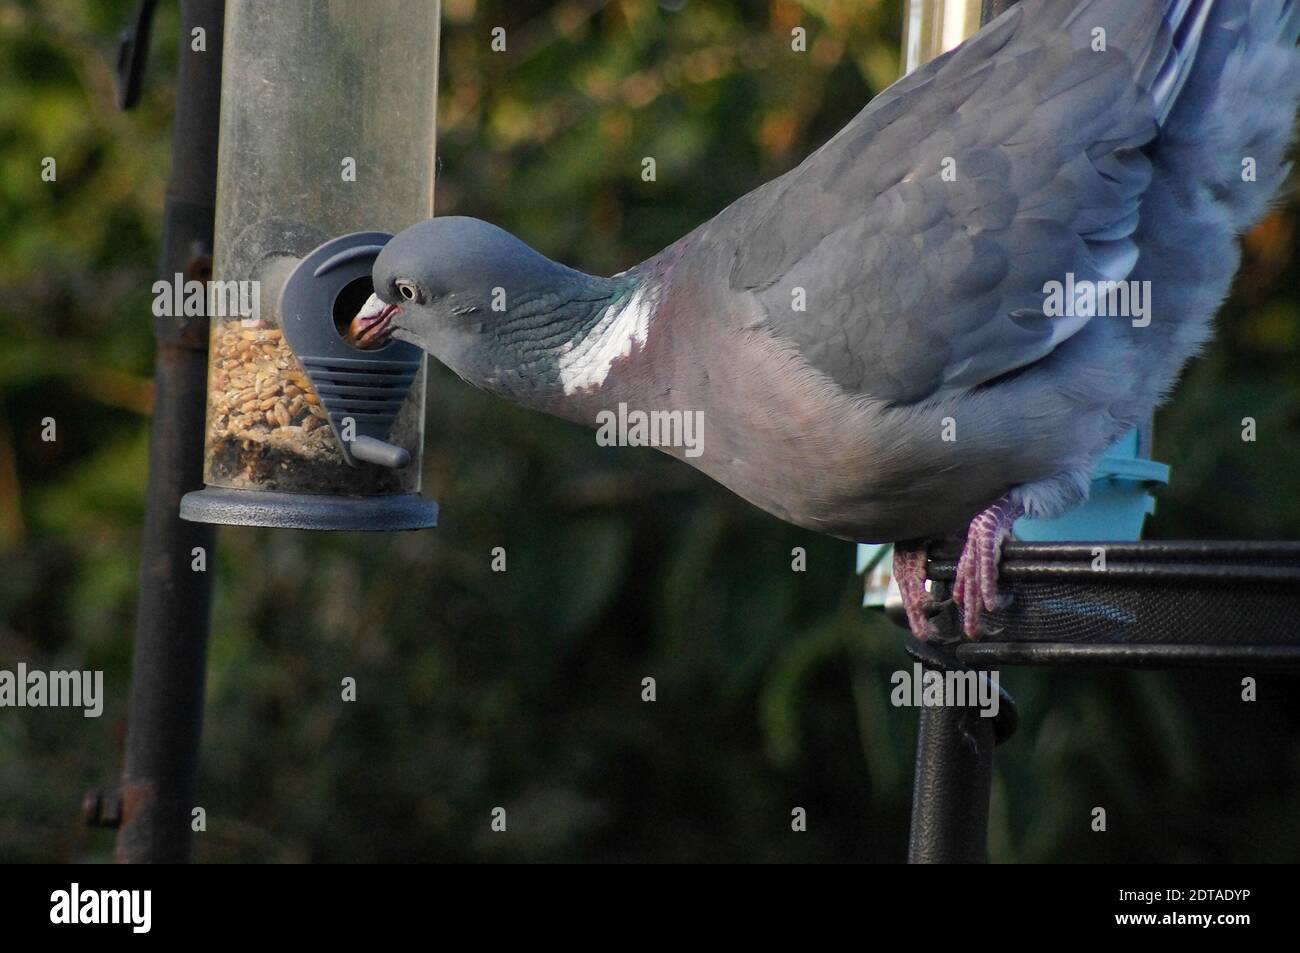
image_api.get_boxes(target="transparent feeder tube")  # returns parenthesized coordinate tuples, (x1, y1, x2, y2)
(202, 0, 440, 499)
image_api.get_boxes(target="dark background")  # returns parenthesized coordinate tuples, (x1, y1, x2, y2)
(1, 0, 1298, 862)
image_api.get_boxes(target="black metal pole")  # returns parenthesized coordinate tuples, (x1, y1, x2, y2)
(896, 0, 1015, 870)
(907, 701, 995, 863)
(114, 0, 224, 864)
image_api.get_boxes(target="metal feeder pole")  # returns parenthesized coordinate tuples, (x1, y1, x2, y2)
(110, 0, 225, 863)
(908, 704, 996, 863)
(897, 0, 1020, 865)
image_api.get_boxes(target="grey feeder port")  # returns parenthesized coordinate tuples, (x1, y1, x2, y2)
(279, 231, 423, 471)
(180, 231, 437, 531)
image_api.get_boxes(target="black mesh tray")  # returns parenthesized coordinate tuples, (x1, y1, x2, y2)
(920, 541, 1300, 668)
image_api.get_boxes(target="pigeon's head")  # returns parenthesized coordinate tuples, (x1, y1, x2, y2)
(347, 216, 575, 371)
(347, 215, 633, 408)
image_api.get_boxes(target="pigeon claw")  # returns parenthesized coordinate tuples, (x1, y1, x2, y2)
(893, 542, 939, 641)
(952, 494, 1023, 640)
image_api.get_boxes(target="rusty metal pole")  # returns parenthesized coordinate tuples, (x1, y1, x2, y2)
(114, 0, 225, 863)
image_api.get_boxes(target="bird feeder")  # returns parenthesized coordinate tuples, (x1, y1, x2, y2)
(180, 0, 441, 531)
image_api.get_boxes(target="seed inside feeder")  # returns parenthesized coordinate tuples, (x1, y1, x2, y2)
(202, 317, 422, 495)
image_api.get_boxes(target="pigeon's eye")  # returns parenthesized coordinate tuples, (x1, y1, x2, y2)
(395, 280, 420, 303)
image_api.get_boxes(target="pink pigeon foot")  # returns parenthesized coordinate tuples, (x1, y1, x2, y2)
(952, 494, 1024, 639)
(893, 542, 938, 641)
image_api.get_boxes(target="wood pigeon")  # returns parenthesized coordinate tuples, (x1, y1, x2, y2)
(350, 0, 1300, 639)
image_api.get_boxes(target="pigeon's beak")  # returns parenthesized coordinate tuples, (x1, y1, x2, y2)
(347, 293, 399, 349)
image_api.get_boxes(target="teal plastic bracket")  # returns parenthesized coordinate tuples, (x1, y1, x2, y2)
(858, 428, 1170, 608)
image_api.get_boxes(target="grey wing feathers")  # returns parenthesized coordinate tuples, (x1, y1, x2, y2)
(728, 0, 1216, 404)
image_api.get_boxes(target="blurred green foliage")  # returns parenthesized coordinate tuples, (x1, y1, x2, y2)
(1, 0, 1299, 863)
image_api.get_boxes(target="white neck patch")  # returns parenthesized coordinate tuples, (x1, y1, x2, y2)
(556, 283, 658, 395)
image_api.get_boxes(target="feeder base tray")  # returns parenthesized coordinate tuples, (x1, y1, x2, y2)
(179, 486, 437, 531)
